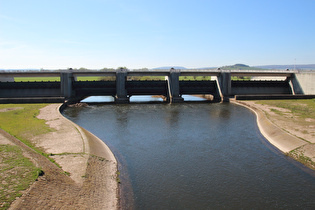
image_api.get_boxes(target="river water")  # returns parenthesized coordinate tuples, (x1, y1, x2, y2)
(63, 102, 315, 209)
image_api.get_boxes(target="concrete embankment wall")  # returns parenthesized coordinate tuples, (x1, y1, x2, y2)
(295, 73, 315, 94)
(232, 100, 306, 153)
(59, 103, 116, 160)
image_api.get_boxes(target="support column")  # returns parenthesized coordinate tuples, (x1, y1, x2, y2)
(115, 68, 129, 103)
(287, 73, 304, 95)
(60, 72, 74, 99)
(166, 69, 184, 103)
(217, 72, 231, 102)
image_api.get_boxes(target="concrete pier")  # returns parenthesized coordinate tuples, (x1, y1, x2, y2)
(115, 69, 129, 103)
(217, 72, 231, 102)
(166, 70, 184, 103)
(61, 72, 74, 99)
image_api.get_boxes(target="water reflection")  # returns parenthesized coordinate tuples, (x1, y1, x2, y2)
(80, 95, 210, 103)
(81, 96, 115, 103)
(182, 95, 208, 101)
(130, 95, 164, 102)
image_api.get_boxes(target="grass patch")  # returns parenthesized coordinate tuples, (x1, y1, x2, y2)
(270, 108, 284, 116)
(127, 76, 166, 81)
(76, 76, 116, 81)
(14, 77, 60, 82)
(288, 149, 315, 170)
(0, 104, 53, 144)
(0, 145, 42, 209)
(116, 171, 121, 184)
(256, 99, 315, 119)
(14, 76, 116, 82)
(179, 76, 212, 81)
(231, 76, 252, 81)
(0, 104, 58, 165)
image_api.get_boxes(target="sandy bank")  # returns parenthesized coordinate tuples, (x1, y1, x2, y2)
(8, 104, 119, 209)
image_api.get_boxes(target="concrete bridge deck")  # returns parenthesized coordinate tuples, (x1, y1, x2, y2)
(0, 69, 314, 104)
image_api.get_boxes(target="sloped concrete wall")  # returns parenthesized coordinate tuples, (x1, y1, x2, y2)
(295, 72, 315, 94)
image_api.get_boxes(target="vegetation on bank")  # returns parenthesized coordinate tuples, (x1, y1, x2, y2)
(0, 145, 43, 209)
(255, 99, 315, 169)
(256, 99, 315, 120)
(0, 104, 53, 209)
(0, 104, 53, 149)
(0, 104, 58, 163)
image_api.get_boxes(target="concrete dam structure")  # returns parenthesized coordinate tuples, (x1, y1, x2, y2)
(0, 69, 314, 103)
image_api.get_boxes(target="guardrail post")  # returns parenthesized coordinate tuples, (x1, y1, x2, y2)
(60, 72, 74, 99)
(166, 69, 184, 103)
(115, 68, 129, 103)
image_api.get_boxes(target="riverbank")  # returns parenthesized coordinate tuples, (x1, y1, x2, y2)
(232, 99, 315, 170)
(0, 104, 118, 209)
(2, 99, 315, 208)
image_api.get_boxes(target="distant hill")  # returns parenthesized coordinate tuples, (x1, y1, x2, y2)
(253, 64, 315, 70)
(219, 64, 265, 70)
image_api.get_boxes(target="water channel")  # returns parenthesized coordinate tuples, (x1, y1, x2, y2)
(63, 99, 315, 209)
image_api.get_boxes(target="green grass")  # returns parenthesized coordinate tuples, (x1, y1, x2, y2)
(0, 145, 42, 210)
(288, 149, 315, 170)
(256, 99, 315, 119)
(126, 76, 212, 81)
(127, 76, 166, 81)
(231, 76, 252, 81)
(13, 76, 213, 82)
(14, 77, 60, 82)
(270, 108, 285, 116)
(13, 76, 116, 82)
(76, 76, 116, 81)
(0, 104, 58, 163)
(0, 104, 53, 141)
(179, 76, 212, 81)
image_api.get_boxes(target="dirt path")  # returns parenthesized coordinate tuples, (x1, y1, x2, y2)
(4, 104, 119, 210)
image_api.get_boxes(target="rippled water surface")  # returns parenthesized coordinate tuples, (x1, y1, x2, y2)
(63, 103, 315, 209)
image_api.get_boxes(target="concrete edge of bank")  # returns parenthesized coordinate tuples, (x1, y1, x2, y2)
(58, 103, 119, 209)
(59, 103, 117, 161)
(231, 100, 307, 154)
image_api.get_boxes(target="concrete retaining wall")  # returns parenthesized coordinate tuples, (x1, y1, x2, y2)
(295, 73, 315, 94)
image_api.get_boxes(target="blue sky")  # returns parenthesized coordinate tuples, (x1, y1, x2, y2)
(0, 0, 314, 69)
